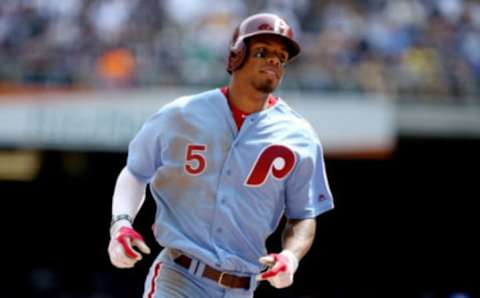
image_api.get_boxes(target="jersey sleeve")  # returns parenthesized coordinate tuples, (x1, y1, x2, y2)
(127, 112, 164, 183)
(285, 136, 334, 219)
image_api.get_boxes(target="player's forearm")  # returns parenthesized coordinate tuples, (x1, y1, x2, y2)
(281, 218, 316, 261)
(112, 166, 147, 221)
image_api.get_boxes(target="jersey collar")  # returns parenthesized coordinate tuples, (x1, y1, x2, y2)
(220, 86, 277, 129)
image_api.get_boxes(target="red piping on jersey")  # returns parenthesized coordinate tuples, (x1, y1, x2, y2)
(147, 262, 162, 298)
(220, 86, 277, 129)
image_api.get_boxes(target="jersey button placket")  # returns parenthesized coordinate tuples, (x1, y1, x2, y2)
(220, 197, 226, 204)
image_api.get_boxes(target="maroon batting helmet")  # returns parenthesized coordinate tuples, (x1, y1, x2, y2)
(226, 13, 301, 74)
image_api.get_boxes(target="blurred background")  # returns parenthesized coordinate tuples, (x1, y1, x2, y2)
(1, 0, 479, 297)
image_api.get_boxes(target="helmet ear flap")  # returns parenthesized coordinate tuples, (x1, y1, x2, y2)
(227, 27, 248, 74)
(227, 42, 247, 74)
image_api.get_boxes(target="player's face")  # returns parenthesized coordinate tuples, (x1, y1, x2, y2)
(241, 35, 290, 93)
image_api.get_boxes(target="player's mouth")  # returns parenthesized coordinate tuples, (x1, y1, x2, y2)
(260, 68, 280, 80)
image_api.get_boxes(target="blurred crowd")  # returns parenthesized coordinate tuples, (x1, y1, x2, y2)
(1, 0, 480, 102)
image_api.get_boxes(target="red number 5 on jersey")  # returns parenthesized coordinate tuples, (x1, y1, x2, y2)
(184, 144, 207, 175)
(245, 145, 296, 187)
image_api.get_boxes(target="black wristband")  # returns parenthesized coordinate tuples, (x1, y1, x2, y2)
(110, 214, 133, 227)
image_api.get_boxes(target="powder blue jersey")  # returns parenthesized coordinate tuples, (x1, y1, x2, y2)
(127, 88, 334, 275)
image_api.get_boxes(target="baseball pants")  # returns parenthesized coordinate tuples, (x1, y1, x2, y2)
(143, 248, 257, 298)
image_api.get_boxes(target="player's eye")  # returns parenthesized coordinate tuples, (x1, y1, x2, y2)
(253, 47, 288, 66)
(253, 48, 267, 58)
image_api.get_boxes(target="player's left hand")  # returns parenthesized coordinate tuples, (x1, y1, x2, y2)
(257, 250, 299, 289)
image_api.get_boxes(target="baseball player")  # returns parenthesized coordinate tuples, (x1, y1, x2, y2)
(108, 13, 334, 298)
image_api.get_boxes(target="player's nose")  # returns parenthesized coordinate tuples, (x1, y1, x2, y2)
(266, 55, 281, 66)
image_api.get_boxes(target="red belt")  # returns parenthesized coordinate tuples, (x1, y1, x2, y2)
(174, 254, 250, 289)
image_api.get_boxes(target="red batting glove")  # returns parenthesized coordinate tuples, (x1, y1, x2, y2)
(108, 225, 151, 269)
(257, 250, 299, 288)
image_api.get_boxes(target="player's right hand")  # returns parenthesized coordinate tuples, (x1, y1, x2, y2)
(108, 223, 151, 268)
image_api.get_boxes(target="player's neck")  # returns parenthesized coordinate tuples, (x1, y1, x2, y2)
(228, 82, 269, 114)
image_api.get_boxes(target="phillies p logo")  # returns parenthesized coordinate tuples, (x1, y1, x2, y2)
(245, 145, 296, 187)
